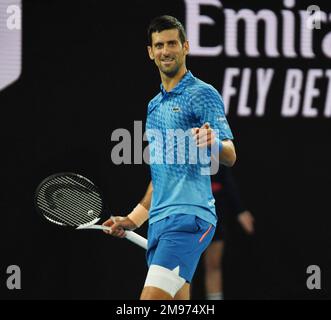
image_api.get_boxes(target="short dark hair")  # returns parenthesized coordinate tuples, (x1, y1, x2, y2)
(147, 15, 187, 46)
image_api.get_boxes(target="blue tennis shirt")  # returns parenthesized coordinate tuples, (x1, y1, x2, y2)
(146, 71, 233, 226)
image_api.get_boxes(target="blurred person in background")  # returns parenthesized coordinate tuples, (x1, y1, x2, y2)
(203, 165, 255, 300)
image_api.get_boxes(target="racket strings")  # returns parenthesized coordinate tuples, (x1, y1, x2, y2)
(36, 175, 103, 227)
(45, 177, 101, 211)
(37, 191, 98, 226)
(37, 194, 95, 226)
(37, 193, 100, 226)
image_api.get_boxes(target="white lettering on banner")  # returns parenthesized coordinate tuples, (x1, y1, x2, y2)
(282, 69, 303, 117)
(222, 68, 239, 114)
(256, 69, 274, 117)
(281, 69, 330, 118)
(302, 69, 323, 117)
(321, 32, 331, 59)
(282, 0, 296, 57)
(221, 68, 331, 117)
(184, 0, 331, 58)
(185, 0, 223, 56)
(222, 68, 274, 117)
(237, 68, 251, 116)
(224, 9, 279, 58)
(184, 0, 331, 118)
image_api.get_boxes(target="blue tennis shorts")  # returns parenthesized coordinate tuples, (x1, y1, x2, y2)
(146, 214, 215, 283)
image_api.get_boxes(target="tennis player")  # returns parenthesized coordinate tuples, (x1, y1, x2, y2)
(103, 15, 236, 300)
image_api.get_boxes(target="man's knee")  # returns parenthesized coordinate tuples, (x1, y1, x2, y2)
(174, 282, 190, 300)
(140, 286, 173, 300)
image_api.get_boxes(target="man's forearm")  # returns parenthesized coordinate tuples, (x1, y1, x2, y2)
(127, 181, 152, 227)
(140, 181, 153, 211)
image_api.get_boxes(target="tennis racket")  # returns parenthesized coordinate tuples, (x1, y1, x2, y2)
(34, 172, 148, 250)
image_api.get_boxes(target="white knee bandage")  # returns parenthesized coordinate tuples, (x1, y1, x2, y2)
(144, 264, 186, 298)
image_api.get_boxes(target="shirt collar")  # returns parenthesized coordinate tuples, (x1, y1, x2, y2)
(160, 71, 194, 96)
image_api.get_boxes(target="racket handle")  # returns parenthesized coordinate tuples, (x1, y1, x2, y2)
(77, 225, 148, 250)
(125, 230, 148, 250)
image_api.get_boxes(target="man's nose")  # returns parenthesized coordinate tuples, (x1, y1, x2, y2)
(162, 45, 171, 55)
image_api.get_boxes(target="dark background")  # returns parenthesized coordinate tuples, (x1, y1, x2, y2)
(1, 0, 330, 299)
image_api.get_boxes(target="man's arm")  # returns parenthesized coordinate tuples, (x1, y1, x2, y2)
(102, 181, 152, 237)
(139, 181, 153, 211)
(127, 181, 152, 227)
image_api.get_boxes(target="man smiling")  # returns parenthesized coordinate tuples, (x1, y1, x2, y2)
(104, 15, 236, 300)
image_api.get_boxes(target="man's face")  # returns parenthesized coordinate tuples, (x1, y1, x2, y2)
(148, 29, 189, 77)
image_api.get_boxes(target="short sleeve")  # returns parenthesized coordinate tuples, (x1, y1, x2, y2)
(192, 85, 234, 140)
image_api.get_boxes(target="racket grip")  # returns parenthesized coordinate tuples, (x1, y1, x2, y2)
(125, 230, 148, 250)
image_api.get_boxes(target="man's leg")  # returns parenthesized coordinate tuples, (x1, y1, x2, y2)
(140, 286, 173, 300)
(142, 215, 215, 300)
(204, 240, 224, 300)
(174, 283, 190, 300)
(140, 283, 190, 300)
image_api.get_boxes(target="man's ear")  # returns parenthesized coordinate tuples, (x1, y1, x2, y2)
(183, 41, 190, 55)
(147, 46, 154, 60)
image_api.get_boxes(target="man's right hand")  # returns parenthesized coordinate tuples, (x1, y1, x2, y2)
(102, 216, 138, 238)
